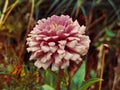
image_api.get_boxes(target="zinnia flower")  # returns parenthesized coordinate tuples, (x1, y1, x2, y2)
(26, 15, 90, 71)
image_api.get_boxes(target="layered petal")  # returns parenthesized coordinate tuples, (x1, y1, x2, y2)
(26, 15, 90, 71)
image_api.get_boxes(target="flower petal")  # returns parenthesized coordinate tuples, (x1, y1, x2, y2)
(66, 40, 77, 48)
(40, 52, 52, 63)
(58, 40, 67, 45)
(64, 52, 73, 60)
(61, 60, 69, 69)
(41, 46, 50, 52)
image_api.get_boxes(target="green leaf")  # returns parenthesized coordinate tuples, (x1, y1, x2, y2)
(90, 70, 97, 78)
(70, 61, 86, 90)
(106, 37, 111, 41)
(105, 29, 115, 37)
(94, 42, 100, 47)
(79, 78, 102, 90)
(41, 84, 55, 90)
(20, 65, 26, 77)
(40, 70, 57, 88)
(60, 85, 67, 90)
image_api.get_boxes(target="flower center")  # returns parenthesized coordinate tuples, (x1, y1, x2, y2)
(50, 24, 64, 31)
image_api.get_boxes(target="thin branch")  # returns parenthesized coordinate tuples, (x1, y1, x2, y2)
(86, 13, 106, 31)
(0, 0, 9, 27)
(19, 0, 34, 64)
(99, 44, 108, 90)
(87, 10, 93, 26)
(0, 0, 19, 28)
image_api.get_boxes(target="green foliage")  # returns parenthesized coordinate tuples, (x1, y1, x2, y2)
(40, 84, 55, 90)
(90, 70, 97, 78)
(70, 61, 86, 90)
(60, 85, 67, 90)
(79, 78, 102, 90)
(70, 62, 101, 90)
(105, 29, 115, 37)
(40, 70, 57, 88)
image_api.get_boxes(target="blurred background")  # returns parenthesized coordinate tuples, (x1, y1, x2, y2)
(0, 0, 120, 90)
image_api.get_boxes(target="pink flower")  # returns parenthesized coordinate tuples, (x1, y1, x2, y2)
(26, 15, 90, 71)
